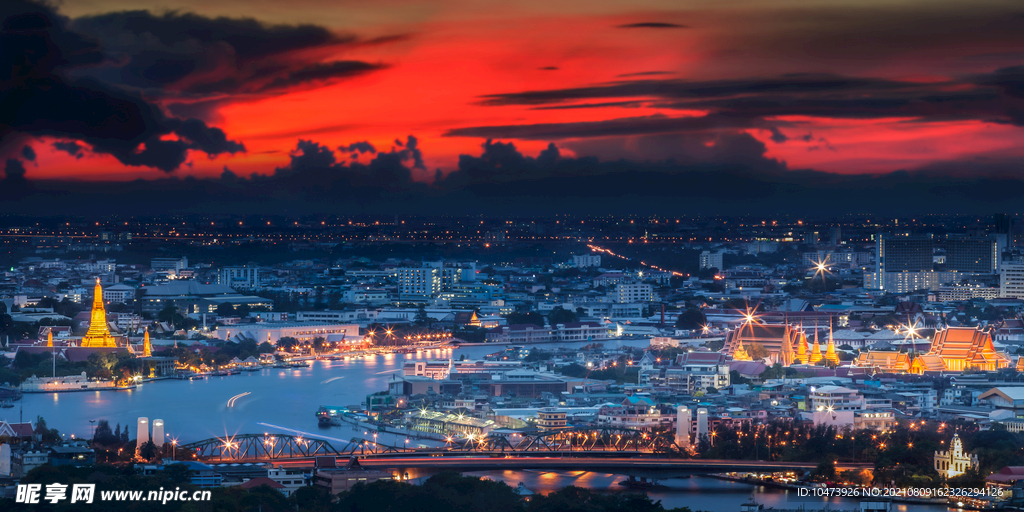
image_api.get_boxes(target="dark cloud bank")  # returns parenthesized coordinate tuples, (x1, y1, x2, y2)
(5, 133, 1024, 216)
(0, 0, 388, 175)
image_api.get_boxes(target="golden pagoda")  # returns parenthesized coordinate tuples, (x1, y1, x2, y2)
(732, 339, 751, 361)
(142, 327, 152, 358)
(46, 327, 53, 347)
(825, 328, 840, 365)
(795, 323, 809, 364)
(81, 279, 118, 348)
(809, 325, 823, 364)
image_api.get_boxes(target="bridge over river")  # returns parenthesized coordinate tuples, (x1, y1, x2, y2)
(179, 430, 872, 478)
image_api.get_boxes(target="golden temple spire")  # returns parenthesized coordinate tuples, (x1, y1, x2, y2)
(825, 319, 840, 365)
(81, 278, 118, 348)
(142, 327, 152, 358)
(796, 323, 808, 364)
(46, 327, 53, 347)
(809, 320, 823, 364)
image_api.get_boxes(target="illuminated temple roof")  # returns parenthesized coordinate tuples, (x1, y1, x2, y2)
(723, 323, 801, 366)
(855, 351, 911, 373)
(912, 327, 1009, 373)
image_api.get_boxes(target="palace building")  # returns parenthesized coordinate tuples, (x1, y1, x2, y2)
(912, 327, 1010, 373)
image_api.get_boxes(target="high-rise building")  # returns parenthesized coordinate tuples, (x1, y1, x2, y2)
(397, 267, 441, 303)
(1001, 263, 1024, 299)
(829, 226, 842, 246)
(995, 213, 1016, 248)
(150, 257, 188, 273)
(946, 235, 1001, 273)
(219, 266, 260, 290)
(616, 282, 653, 303)
(877, 234, 933, 273)
(699, 250, 723, 270)
(572, 254, 602, 268)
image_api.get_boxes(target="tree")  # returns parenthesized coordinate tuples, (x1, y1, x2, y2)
(216, 303, 236, 317)
(257, 341, 274, 354)
(730, 370, 751, 385)
(93, 420, 118, 445)
(414, 304, 429, 326)
(547, 307, 578, 325)
(747, 342, 770, 360)
(505, 311, 545, 326)
(157, 304, 184, 328)
(675, 308, 705, 330)
(138, 440, 158, 460)
(811, 460, 838, 482)
(758, 362, 785, 380)
(277, 337, 299, 351)
(34, 416, 60, 443)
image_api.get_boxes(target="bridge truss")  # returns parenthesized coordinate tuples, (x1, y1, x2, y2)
(180, 427, 676, 462)
(180, 434, 344, 461)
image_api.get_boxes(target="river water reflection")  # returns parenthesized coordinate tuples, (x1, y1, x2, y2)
(7, 341, 947, 510)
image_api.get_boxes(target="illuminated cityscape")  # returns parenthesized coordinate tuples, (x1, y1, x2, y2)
(6, 0, 1024, 510)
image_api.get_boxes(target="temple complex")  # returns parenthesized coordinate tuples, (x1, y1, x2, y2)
(723, 322, 802, 366)
(912, 327, 1009, 373)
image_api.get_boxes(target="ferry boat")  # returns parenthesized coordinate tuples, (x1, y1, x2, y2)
(316, 405, 345, 426)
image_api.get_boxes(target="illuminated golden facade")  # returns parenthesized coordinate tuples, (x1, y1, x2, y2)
(81, 280, 118, 348)
(809, 330, 823, 364)
(912, 327, 1009, 373)
(723, 322, 802, 366)
(732, 339, 751, 361)
(46, 328, 53, 347)
(825, 330, 840, 366)
(855, 351, 911, 373)
(142, 327, 152, 358)
(795, 324, 809, 364)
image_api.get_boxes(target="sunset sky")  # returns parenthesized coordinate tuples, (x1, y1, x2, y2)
(3, 0, 1024, 213)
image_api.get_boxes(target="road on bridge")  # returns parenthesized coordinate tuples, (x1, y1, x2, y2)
(355, 456, 872, 474)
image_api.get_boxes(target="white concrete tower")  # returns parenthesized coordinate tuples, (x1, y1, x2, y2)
(152, 419, 165, 448)
(675, 406, 691, 449)
(696, 408, 709, 440)
(137, 417, 150, 446)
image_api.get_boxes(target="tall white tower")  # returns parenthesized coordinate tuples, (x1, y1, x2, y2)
(152, 419, 165, 448)
(137, 417, 150, 446)
(675, 406, 691, 449)
(696, 408, 708, 440)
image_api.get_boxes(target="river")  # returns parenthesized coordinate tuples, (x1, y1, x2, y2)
(5, 340, 948, 510)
